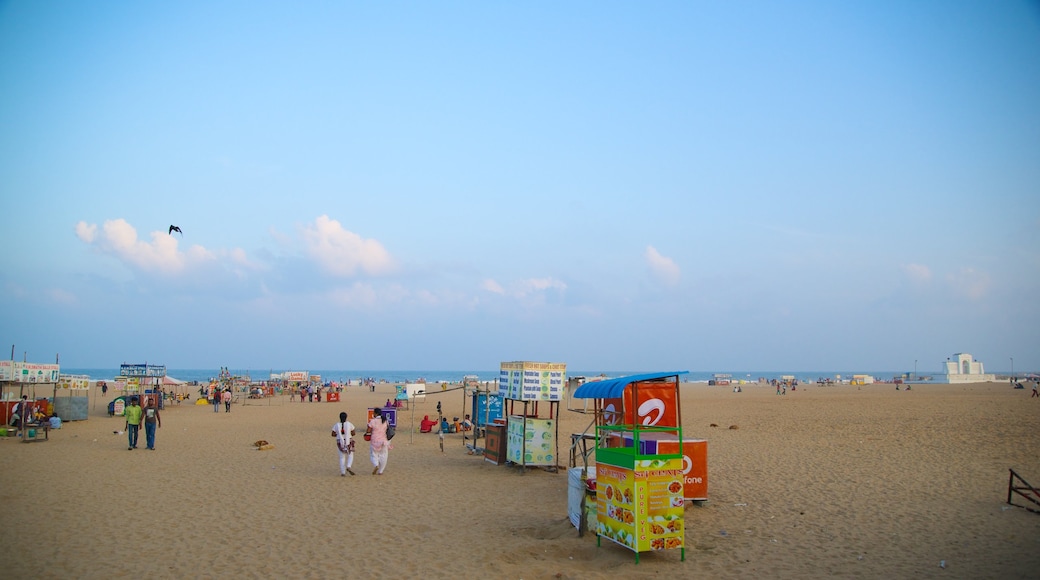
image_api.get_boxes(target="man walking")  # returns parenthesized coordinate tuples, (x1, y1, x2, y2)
(143, 398, 161, 450)
(125, 396, 143, 450)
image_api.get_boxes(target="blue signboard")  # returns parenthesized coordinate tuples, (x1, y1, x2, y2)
(119, 364, 166, 378)
(472, 393, 504, 427)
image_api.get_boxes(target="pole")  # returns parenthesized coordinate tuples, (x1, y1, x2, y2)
(914, 360, 917, 381)
(1010, 357, 1014, 380)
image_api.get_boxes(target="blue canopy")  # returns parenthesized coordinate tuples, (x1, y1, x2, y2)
(571, 371, 688, 399)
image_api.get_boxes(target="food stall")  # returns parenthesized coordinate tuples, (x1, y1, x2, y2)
(1, 360, 60, 430)
(54, 374, 90, 421)
(573, 371, 690, 561)
(580, 371, 707, 501)
(118, 363, 166, 408)
(498, 361, 566, 469)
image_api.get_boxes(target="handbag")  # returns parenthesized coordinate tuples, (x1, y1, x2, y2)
(363, 426, 372, 441)
(386, 424, 396, 440)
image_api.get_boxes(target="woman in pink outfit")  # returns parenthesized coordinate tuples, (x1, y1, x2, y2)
(367, 409, 390, 475)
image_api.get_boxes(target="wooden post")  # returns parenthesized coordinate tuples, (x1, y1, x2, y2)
(1008, 469, 1014, 505)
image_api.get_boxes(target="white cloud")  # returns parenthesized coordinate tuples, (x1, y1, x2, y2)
(301, 215, 395, 278)
(415, 289, 439, 305)
(46, 288, 78, 305)
(268, 225, 292, 247)
(504, 276, 567, 308)
(74, 221, 97, 243)
(515, 277, 567, 297)
(947, 267, 990, 300)
(328, 282, 380, 307)
(900, 263, 932, 284)
(76, 218, 188, 274)
(645, 245, 680, 287)
(481, 279, 505, 294)
(227, 247, 266, 272)
(74, 218, 252, 278)
(480, 277, 567, 303)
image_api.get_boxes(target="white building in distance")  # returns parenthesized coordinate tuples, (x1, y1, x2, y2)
(939, 353, 995, 383)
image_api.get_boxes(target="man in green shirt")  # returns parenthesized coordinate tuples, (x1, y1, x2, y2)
(124, 396, 143, 450)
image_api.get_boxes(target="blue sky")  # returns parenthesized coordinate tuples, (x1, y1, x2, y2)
(1, 2, 1038, 373)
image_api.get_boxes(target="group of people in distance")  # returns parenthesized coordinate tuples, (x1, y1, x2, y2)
(100, 382, 476, 478)
(419, 413, 473, 434)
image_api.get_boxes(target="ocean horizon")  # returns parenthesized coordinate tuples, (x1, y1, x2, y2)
(60, 368, 917, 384)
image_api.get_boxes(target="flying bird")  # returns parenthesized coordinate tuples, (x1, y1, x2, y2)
(168, 225, 183, 236)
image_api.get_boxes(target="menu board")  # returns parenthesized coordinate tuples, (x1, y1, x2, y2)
(124, 377, 141, 392)
(596, 458, 685, 553)
(119, 364, 166, 378)
(498, 362, 566, 401)
(58, 375, 90, 390)
(505, 416, 555, 466)
(0, 362, 60, 383)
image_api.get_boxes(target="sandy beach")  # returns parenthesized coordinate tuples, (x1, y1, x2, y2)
(1, 380, 1038, 579)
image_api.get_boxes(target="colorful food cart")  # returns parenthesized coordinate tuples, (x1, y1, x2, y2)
(595, 425, 685, 560)
(573, 371, 689, 561)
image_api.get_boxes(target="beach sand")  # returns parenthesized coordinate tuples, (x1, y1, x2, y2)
(1, 381, 1038, 579)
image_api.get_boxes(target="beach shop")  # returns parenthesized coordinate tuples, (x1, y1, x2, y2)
(572, 372, 703, 562)
(107, 364, 166, 415)
(497, 361, 566, 469)
(1, 360, 61, 440)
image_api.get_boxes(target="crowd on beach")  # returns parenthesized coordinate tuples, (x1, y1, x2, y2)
(27, 372, 1040, 476)
(103, 376, 480, 478)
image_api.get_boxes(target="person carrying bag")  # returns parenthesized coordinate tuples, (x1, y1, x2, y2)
(331, 411, 356, 476)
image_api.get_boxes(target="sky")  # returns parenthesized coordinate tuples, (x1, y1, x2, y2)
(1, 1, 1038, 373)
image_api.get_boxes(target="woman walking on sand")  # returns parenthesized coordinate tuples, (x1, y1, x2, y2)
(332, 411, 356, 476)
(367, 409, 390, 475)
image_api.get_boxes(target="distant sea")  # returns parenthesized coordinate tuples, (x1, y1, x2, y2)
(60, 368, 911, 384)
